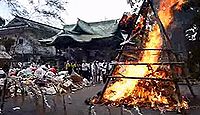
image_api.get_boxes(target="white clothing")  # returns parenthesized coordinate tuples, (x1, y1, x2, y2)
(82, 63, 89, 71)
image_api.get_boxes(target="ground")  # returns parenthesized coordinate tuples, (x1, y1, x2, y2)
(2, 84, 200, 115)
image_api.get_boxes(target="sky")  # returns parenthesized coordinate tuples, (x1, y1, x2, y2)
(0, 0, 132, 27)
(64, 0, 132, 24)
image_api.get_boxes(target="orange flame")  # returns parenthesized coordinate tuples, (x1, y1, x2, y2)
(103, 0, 186, 109)
(176, 0, 186, 10)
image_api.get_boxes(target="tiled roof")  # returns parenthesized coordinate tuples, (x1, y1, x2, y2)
(3, 15, 62, 33)
(40, 19, 122, 46)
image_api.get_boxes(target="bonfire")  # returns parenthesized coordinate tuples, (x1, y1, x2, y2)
(88, 0, 189, 113)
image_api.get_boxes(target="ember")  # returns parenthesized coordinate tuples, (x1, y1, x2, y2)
(90, 0, 189, 112)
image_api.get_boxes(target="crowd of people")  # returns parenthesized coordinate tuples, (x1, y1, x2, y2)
(2, 60, 109, 97)
(65, 60, 113, 85)
(0, 60, 115, 111)
(7, 59, 114, 86)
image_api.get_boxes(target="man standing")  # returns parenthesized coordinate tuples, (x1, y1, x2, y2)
(100, 60, 107, 83)
(81, 60, 90, 81)
(91, 60, 100, 84)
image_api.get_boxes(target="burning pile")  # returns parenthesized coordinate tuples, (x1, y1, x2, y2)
(91, 0, 188, 112)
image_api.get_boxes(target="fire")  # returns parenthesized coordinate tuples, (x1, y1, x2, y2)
(176, 0, 186, 10)
(102, 0, 187, 110)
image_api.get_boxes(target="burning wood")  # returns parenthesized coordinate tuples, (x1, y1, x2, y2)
(87, 0, 189, 113)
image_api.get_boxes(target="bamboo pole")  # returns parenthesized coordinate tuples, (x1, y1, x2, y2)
(117, 48, 173, 51)
(110, 62, 185, 65)
(38, 87, 46, 114)
(62, 94, 67, 115)
(0, 74, 8, 113)
(107, 76, 172, 81)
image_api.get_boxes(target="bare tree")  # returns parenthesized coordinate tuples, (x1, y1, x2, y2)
(0, 16, 5, 26)
(0, 0, 67, 25)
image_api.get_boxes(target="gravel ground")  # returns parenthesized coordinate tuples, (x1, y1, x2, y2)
(1, 83, 200, 115)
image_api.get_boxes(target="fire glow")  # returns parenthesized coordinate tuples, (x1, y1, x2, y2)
(102, 0, 188, 110)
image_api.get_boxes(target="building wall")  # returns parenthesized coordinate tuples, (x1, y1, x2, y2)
(2, 29, 56, 63)
(61, 47, 118, 62)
